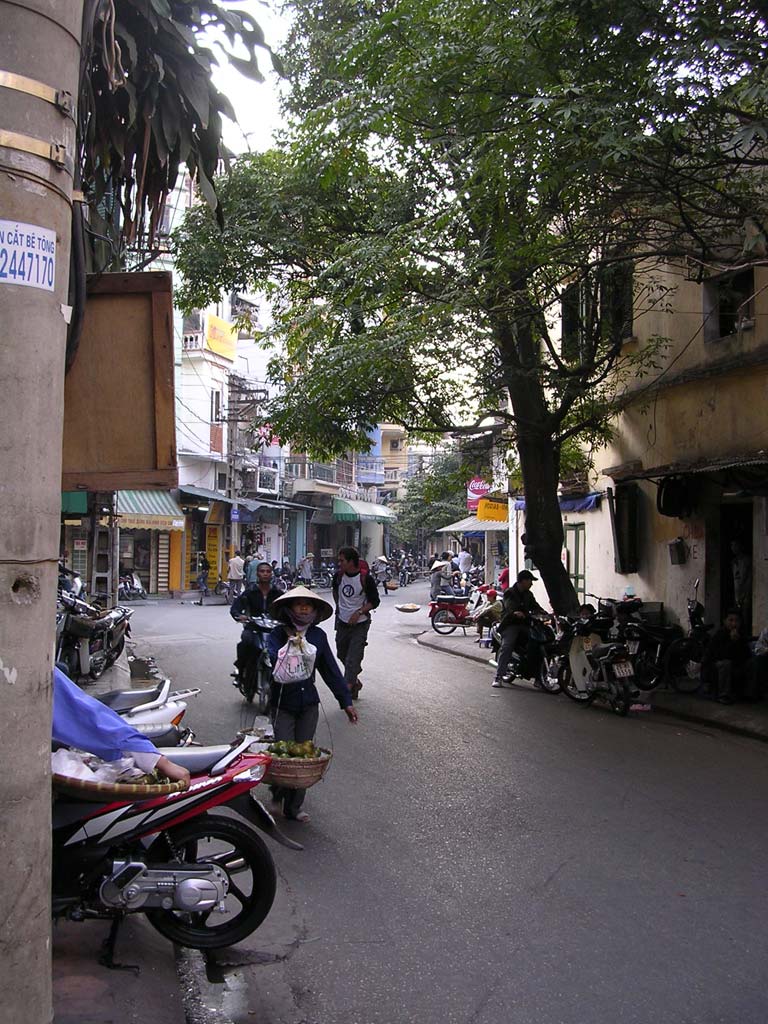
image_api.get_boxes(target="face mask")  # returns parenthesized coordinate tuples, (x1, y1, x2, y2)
(287, 607, 317, 627)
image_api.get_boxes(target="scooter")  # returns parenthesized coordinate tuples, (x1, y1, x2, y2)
(118, 572, 147, 601)
(96, 678, 201, 744)
(232, 615, 279, 713)
(52, 734, 303, 963)
(59, 562, 86, 599)
(558, 611, 637, 715)
(56, 591, 133, 681)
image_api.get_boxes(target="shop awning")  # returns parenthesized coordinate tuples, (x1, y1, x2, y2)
(332, 498, 396, 522)
(513, 492, 602, 513)
(116, 490, 186, 531)
(437, 515, 509, 533)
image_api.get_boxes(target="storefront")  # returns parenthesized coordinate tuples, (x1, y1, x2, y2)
(331, 497, 397, 562)
(116, 490, 186, 594)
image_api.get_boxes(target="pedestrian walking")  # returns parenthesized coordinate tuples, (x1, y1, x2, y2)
(332, 546, 381, 699)
(194, 552, 210, 605)
(227, 549, 245, 599)
(266, 587, 358, 822)
(298, 552, 315, 586)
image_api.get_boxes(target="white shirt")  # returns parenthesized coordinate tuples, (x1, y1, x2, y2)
(228, 555, 244, 580)
(458, 551, 473, 574)
(337, 572, 368, 623)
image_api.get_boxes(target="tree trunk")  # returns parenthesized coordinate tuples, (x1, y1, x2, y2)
(495, 310, 580, 616)
(0, 4, 83, 1020)
(516, 433, 580, 615)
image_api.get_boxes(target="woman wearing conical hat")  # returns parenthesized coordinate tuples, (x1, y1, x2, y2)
(265, 587, 358, 822)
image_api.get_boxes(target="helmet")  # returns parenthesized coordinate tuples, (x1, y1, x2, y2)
(487, 588, 498, 601)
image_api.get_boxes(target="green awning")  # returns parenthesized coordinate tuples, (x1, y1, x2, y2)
(332, 498, 396, 523)
(61, 491, 88, 514)
(116, 490, 186, 531)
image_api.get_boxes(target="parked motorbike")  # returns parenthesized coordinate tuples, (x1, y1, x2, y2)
(557, 610, 637, 715)
(59, 562, 86, 599)
(56, 591, 133, 682)
(429, 584, 488, 634)
(661, 578, 713, 692)
(52, 734, 303, 959)
(96, 678, 201, 744)
(118, 572, 147, 601)
(232, 615, 278, 713)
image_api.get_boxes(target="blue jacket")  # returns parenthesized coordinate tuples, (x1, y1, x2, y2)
(266, 624, 352, 713)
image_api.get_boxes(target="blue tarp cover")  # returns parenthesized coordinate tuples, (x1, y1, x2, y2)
(513, 492, 601, 513)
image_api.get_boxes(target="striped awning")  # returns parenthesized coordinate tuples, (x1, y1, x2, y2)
(116, 490, 186, 531)
(332, 498, 396, 522)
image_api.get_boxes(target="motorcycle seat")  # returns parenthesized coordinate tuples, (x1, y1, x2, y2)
(97, 683, 165, 711)
(162, 744, 233, 773)
(436, 595, 470, 604)
(591, 643, 619, 659)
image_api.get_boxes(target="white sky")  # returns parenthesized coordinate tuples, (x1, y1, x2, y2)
(209, 1, 291, 155)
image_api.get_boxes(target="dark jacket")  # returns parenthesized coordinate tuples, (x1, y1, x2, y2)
(703, 627, 751, 668)
(499, 583, 546, 632)
(332, 568, 381, 620)
(266, 624, 352, 713)
(230, 586, 282, 621)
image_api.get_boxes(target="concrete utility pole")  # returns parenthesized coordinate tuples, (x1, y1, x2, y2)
(0, 3, 83, 1020)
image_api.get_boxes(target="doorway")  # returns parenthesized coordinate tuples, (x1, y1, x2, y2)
(720, 501, 753, 632)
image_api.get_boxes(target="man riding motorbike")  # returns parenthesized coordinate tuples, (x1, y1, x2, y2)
(493, 569, 549, 687)
(230, 562, 283, 680)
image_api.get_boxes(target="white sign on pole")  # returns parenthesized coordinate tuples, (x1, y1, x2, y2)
(0, 220, 56, 291)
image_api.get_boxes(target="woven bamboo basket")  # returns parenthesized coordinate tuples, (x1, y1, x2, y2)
(52, 773, 188, 802)
(263, 749, 332, 789)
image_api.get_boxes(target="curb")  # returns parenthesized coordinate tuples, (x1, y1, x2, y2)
(415, 631, 768, 744)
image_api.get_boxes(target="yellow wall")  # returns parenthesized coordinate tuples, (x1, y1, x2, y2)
(169, 529, 183, 591)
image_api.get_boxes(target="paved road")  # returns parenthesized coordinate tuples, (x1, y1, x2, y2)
(128, 586, 768, 1024)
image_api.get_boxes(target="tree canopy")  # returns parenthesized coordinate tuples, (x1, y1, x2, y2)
(174, 0, 768, 610)
(79, 0, 277, 246)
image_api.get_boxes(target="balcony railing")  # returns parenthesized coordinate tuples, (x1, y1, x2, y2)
(286, 460, 337, 483)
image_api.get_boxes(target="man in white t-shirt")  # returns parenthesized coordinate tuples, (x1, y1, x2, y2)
(458, 546, 473, 575)
(332, 547, 381, 699)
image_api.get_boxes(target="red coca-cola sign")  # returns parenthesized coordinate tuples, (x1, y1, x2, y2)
(467, 477, 492, 511)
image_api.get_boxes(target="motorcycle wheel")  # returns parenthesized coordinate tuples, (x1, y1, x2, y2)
(537, 655, 562, 694)
(255, 653, 272, 715)
(105, 636, 125, 667)
(274, 577, 288, 594)
(431, 609, 459, 634)
(146, 813, 277, 950)
(606, 679, 631, 716)
(664, 637, 704, 693)
(88, 653, 107, 680)
(559, 662, 595, 705)
(632, 648, 662, 691)
(214, 581, 228, 597)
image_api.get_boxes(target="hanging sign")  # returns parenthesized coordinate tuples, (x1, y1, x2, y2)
(477, 497, 508, 522)
(467, 477, 492, 511)
(0, 220, 56, 291)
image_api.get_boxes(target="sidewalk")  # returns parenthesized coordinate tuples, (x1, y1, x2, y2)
(53, 644, 186, 1024)
(417, 629, 768, 743)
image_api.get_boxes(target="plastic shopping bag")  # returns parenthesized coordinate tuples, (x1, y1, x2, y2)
(273, 634, 317, 684)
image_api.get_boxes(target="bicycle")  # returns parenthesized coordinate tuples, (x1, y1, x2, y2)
(214, 577, 235, 603)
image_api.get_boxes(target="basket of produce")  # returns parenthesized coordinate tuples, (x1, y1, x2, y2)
(385, 580, 399, 591)
(52, 773, 188, 802)
(263, 741, 332, 789)
(395, 603, 421, 613)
